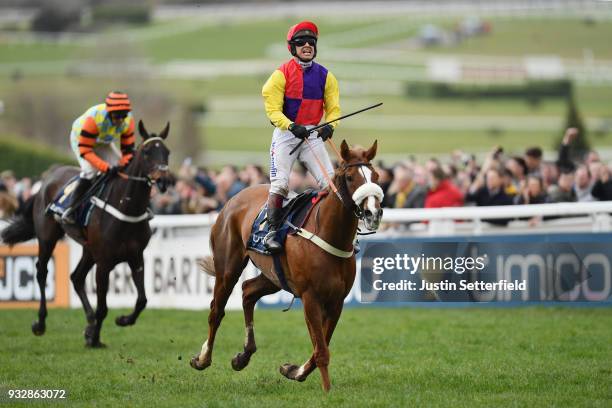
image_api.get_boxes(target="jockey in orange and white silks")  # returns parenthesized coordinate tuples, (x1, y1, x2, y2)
(261, 20, 341, 252)
(63, 91, 135, 223)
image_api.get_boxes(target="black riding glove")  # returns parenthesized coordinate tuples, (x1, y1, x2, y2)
(106, 165, 120, 177)
(288, 123, 310, 140)
(317, 124, 334, 141)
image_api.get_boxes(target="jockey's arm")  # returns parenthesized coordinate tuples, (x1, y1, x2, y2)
(323, 71, 341, 129)
(262, 70, 292, 130)
(119, 118, 135, 166)
(78, 117, 110, 172)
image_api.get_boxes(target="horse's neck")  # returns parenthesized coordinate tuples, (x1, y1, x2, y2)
(109, 162, 151, 215)
(315, 191, 358, 251)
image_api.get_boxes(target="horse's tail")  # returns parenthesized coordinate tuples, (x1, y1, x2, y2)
(198, 255, 216, 277)
(1, 195, 36, 246)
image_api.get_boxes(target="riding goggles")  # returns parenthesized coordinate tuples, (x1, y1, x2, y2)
(291, 36, 317, 47)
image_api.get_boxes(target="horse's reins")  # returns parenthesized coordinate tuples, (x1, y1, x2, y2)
(91, 136, 166, 223)
(303, 138, 377, 219)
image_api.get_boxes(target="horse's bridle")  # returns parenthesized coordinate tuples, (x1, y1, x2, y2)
(336, 161, 384, 220)
(117, 137, 169, 186)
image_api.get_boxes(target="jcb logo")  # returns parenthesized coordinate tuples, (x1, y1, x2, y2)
(0, 243, 69, 308)
(0, 255, 56, 301)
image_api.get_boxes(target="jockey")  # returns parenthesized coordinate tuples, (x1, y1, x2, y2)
(62, 91, 135, 224)
(261, 20, 341, 253)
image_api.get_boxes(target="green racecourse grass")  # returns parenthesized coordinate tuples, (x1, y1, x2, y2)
(1, 308, 611, 407)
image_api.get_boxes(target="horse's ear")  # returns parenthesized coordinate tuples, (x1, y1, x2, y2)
(366, 140, 378, 161)
(159, 122, 170, 140)
(138, 120, 149, 140)
(340, 140, 351, 162)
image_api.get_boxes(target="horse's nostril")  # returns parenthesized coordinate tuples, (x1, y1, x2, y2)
(379, 208, 384, 217)
(364, 209, 372, 217)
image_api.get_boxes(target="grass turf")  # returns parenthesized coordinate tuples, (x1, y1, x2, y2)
(1, 308, 610, 407)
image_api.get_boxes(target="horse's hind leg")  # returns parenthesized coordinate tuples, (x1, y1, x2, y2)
(70, 249, 95, 324)
(231, 274, 279, 371)
(190, 254, 247, 371)
(116, 252, 146, 327)
(31, 229, 63, 336)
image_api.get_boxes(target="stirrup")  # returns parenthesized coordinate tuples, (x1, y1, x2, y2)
(264, 230, 282, 252)
(61, 209, 76, 224)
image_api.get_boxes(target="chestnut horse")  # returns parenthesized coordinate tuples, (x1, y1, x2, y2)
(1, 121, 170, 347)
(190, 140, 383, 391)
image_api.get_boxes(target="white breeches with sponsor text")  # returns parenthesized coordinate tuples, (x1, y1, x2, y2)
(269, 127, 334, 197)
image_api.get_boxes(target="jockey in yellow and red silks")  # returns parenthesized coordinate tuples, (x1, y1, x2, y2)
(261, 20, 341, 253)
(62, 91, 136, 223)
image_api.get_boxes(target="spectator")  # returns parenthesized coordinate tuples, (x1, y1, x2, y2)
(502, 168, 518, 198)
(0, 183, 18, 220)
(375, 162, 394, 197)
(505, 156, 527, 192)
(547, 169, 577, 203)
(541, 161, 559, 189)
(424, 167, 464, 208)
(383, 163, 426, 209)
(216, 165, 246, 204)
(151, 183, 182, 215)
(524, 146, 543, 175)
(467, 168, 514, 206)
(592, 164, 612, 201)
(574, 165, 595, 202)
(515, 175, 548, 205)
(466, 167, 513, 225)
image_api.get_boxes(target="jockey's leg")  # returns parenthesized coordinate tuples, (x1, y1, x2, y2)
(63, 144, 118, 224)
(61, 176, 92, 224)
(265, 128, 297, 253)
(300, 136, 334, 189)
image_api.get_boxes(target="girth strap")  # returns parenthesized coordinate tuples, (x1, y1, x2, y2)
(295, 227, 354, 258)
(91, 196, 153, 223)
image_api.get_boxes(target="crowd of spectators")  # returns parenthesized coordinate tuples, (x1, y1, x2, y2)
(2, 128, 612, 224)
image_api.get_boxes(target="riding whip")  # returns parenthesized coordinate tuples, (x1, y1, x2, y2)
(289, 102, 383, 155)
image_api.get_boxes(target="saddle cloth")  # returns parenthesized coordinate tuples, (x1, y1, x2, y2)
(46, 175, 106, 227)
(246, 189, 327, 256)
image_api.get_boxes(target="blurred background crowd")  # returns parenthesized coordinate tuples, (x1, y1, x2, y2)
(3, 127, 612, 224)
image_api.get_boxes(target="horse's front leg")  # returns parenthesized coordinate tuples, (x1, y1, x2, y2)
(85, 263, 111, 348)
(280, 296, 343, 391)
(70, 249, 96, 325)
(116, 252, 147, 327)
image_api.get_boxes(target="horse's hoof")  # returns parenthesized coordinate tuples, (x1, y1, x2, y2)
(190, 354, 210, 371)
(31, 321, 46, 336)
(85, 341, 106, 349)
(83, 325, 104, 348)
(279, 363, 305, 382)
(231, 352, 251, 371)
(115, 315, 134, 327)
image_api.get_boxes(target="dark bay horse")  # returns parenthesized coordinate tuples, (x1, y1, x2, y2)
(190, 140, 383, 391)
(1, 121, 170, 347)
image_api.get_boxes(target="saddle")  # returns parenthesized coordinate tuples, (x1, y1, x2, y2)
(46, 175, 108, 227)
(246, 189, 327, 256)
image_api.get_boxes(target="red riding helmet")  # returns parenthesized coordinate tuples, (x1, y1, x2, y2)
(286, 21, 318, 56)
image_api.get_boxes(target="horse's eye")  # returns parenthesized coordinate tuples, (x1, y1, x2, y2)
(346, 175, 353, 182)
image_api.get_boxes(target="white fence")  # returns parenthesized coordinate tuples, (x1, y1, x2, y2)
(2, 202, 612, 309)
